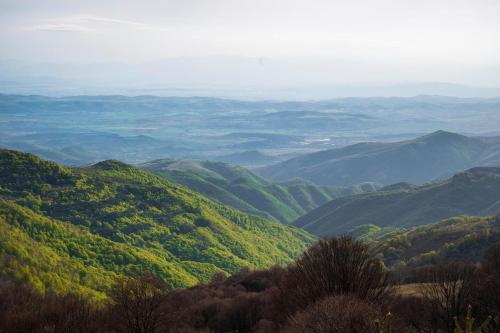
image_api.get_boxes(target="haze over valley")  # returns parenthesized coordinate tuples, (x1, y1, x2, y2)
(1, 1, 500, 332)
(2, 94, 500, 168)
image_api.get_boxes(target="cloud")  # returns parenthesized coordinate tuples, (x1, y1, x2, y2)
(26, 23, 95, 33)
(77, 15, 169, 32)
(78, 16, 146, 27)
(24, 15, 168, 34)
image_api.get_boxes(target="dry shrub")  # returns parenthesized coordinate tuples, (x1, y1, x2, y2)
(108, 274, 167, 333)
(419, 263, 476, 333)
(0, 282, 100, 333)
(468, 243, 500, 333)
(391, 295, 444, 333)
(159, 268, 284, 333)
(281, 295, 380, 333)
(281, 236, 391, 312)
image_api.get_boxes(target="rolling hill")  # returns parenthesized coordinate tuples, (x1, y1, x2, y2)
(258, 131, 500, 186)
(214, 150, 281, 168)
(139, 159, 379, 223)
(294, 166, 500, 236)
(0, 149, 314, 298)
(375, 214, 500, 269)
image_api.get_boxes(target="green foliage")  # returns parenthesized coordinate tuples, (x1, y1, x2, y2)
(0, 149, 315, 297)
(376, 215, 500, 268)
(375, 313, 394, 333)
(295, 167, 500, 235)
(140, 159, 377, 223)
(349, 224, 403, 240)
(454, 305, 492, 333)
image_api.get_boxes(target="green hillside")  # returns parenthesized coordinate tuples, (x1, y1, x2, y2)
(259, 131, 500, 186)
(140, 159, 379, 223)
(294, 166, 500, 235)
(0, 149, 314, 297)
(375, 215, 500, 269)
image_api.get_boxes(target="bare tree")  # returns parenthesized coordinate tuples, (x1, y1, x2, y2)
(110, 274, 167, 333)
(0, 282, 100, 333)
(420, 263, 476, 333)
(469, 244, 500, 333)
(282, 236, 391, 310)
(282, 295, 381, 333)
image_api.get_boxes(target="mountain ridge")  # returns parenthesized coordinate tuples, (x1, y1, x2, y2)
(139, 158, 380, 223)
(375, 214, 500, 269)
(293, 166, 500, 235)
(258, 130, 500, 186)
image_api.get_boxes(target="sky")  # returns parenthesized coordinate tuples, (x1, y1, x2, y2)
(1, 0, 500, 96)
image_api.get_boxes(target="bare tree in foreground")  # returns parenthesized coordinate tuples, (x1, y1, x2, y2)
(110, 274, 167, 333)
(283, 236, 392, 310)
(420, 263, 476, 333)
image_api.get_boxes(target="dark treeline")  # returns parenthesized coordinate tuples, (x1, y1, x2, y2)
(0, 236, 498, 333)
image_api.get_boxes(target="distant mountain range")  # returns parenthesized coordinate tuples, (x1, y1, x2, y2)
(2, 58, 500, 99)
(259, 131, 500, 186)
(214, 150, 281, 168)
(140, 159, 379, 223)
(0, 149, 313, 297)
(294, 166, 500, 235)
(3, 94, 500, 168)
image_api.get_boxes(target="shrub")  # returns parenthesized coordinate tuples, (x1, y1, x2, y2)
(281, 236, 391, 311)
(0, 282, 100, 333)
(282, 295, 381, 333)
(109, 274, 167, 333)
(420, 263, 476, 333)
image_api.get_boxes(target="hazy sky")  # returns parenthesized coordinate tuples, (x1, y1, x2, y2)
(1, 0, 500, 90)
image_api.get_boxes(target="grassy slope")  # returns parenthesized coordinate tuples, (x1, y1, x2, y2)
(0, 150, 314, 297)
(140, 159, 379, 223)
(294, 166, 500, 235)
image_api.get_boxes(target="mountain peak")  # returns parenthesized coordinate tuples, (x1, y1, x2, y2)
(91, 159, 133, 171)
(380, 182, 416, 192)
(424, 130, 466, 139)
(414, 130, 469, 144)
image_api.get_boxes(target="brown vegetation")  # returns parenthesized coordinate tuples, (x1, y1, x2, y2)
(0, 237, 498, 333)
(282, 295, 381, 333)
(284, 236, 391, 309)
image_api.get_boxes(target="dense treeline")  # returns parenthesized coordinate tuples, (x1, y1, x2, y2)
(294, 166, 500, 235)
(140, 159, 378, 223)
(377, 215, 500, 269)
(0, 149, 313, 296)
(1, 236, 498, 333)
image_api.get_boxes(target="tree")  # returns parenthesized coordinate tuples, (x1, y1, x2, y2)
(282, 295, 381, 333)
(468, 244, 500, 332)
(282, 236, 391, 310)
(109, 274, 167, 333)
(420, 263, 476, 333)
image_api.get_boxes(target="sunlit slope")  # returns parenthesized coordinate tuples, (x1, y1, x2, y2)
(140, 159, 378, 223)
(0, 149, 314, 296)
(375, 215, 500, 268)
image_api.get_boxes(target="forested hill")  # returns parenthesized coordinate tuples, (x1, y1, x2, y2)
(259, 130, 500, 186)
(140, 159, 378, 223)
(0, 149, 314, 298)
(294, 166, 500, 235)
(375, 215, 500, 269)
